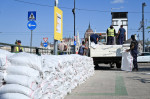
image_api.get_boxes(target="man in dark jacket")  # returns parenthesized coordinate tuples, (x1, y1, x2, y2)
(126, 35, 138, 71)
(117, 25, 126, 45)
(90, 34, 100, 44)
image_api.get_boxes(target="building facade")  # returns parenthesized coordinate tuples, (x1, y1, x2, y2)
(111, 12, 128, 40)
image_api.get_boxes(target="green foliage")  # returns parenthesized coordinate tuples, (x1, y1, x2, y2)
(145, 39, 150, 46)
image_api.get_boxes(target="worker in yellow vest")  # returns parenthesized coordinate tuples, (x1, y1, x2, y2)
(15, 40, 23, 53)
(106, 25, 116, 45)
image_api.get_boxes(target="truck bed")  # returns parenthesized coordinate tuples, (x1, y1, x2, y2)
(90, 45, 123, 57)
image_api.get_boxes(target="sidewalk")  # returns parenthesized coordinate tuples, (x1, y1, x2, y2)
(65, 66, 150, 99)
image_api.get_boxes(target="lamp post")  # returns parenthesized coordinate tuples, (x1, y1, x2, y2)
(72, 0, 76, 54)
(142, 2, 146, 52)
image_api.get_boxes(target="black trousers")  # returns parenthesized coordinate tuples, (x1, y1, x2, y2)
(107, 36, 114, 45)
(132, 52, 138, 69)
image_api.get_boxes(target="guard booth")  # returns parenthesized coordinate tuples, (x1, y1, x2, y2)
(111, 12, 128, 43)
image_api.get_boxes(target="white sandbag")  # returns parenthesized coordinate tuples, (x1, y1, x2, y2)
(0, 93, 30, 99)
(0, 84, 33, 97)
(121, 52, 133, 71)
(0, 84, 41, 99)
(0, 49, 13, 68)
(90, 42, 97, 49)
(6, 66, 40, 77)
(0, 54, 7, 67)
(0, 49, 11, 56)
(4, 75, 38, 90)
(8, 52, 42, 71)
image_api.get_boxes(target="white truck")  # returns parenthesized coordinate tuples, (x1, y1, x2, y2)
(89, 33, 129, 68)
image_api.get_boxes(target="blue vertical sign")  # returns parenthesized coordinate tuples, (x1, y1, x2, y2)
(28, 11, 36, 21)
(27, 21, 37, 30)
(43, 42, 48, 47)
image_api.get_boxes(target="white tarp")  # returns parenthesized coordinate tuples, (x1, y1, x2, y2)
(121, 52, 133, 71)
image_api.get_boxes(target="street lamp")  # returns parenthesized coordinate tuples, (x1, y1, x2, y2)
(72, 0, 76, 54)
(142, 2, 146, 52)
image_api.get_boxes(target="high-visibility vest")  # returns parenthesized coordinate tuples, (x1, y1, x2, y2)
(108, 28, 115, 37)
(16, 46, 23, 52)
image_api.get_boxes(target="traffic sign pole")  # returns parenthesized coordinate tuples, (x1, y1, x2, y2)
(27, 21, 36, 53)
(30, 30, 33, 53)
(54, 0, 58, 55)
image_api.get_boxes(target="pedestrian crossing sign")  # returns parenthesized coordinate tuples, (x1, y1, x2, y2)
(28, 11, 36, 21)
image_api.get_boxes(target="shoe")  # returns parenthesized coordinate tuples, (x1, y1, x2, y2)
(132, 68, 138, 72)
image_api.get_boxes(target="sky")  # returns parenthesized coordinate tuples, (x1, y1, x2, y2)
(0, 0, 150, 47)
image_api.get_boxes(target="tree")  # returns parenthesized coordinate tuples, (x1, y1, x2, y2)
(145, 39, 150, 52)
(147, 21, 150, 33)
(147, 26, 150, 33)
(145, 39, 150, 46)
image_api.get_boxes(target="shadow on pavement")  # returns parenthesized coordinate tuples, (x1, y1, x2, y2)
(94, 66, 121, 71)
(138, 67, 150, 72)
(127, 76, 150, 83)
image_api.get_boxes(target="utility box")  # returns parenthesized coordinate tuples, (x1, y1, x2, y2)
(111, 12, 128, 41)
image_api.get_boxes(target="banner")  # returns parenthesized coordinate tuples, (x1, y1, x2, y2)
(54, 6, 63, 41)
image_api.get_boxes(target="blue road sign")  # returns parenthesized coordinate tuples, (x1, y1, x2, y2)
(74, 41, 76, 46)
(43, 42, 48, 47)
(27, 21, 37, 30)
(28, 11, 36, 21)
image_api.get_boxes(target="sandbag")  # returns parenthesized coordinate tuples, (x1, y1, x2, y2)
(0, 84, 42, 99)
(8, 53, 42, 71)
(0, 84, 33, 97)
(0, 93, 30, 99)
(121, 52, 133, 71)
(0, 54, 7, 67)
(90, 42, 97, 49)
(6, 66, 40, 77)
(0, 49, 13, 68)
(4, 75, 38, 90)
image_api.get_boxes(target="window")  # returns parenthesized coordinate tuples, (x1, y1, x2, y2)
(122, 20, 128, 26)
(112, 13, 128, 18)
(112, 20, 118, 26)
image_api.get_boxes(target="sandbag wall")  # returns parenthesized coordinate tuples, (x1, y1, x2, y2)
(0, 49, 94, 99)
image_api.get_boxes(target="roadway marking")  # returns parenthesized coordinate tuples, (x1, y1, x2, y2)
(74, 75, 128, 96)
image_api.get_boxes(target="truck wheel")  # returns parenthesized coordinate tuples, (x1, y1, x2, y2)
(116, 63, 121, 68)
(94, 63, 99, 70)
(110, 63, 114, 68)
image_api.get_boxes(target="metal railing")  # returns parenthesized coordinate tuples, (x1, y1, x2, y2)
(0, 42, 75, 55)
(0, 42, 52, 55)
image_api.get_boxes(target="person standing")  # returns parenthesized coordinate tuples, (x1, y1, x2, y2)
(15, 40, 23, 53)
(78, 41, 88, 55)
(126, 35, 138, 71)
(117, 25, 126, 45)
(90, 34, 100, 44)
(107, 25, 116, 45)
(58, 41, 67, 55)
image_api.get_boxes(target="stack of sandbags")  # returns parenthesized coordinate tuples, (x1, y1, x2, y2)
(0, 49, 13, 88)
(0, 52, 43, 99)
(0, 49, 95, 99)
(40, 55, 94, 99)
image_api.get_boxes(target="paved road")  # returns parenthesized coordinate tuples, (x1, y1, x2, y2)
(65, 63, 150, 99)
